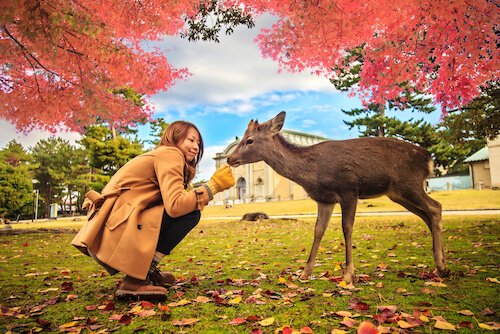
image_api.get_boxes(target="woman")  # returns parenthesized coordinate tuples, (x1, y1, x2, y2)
(72, 121, 235, 298)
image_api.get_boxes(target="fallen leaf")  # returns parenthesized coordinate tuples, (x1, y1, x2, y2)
(138, 310, 156, 317)
(424, 281, 447, 287)
(479, 322, 500, 330)
(434, 320, 456, 330)
(194, 296, 211, 303)
(168, 299, 191, 307)
(300, 326, 313, 333)
(229, 296, 242, 304)
(357, 320, 378, 334)
(229, 317, 246, 325)
(331, 329, 348, 334)
(340, 317, 357, 328)
(486, 277, 500, 284)
(172, 318, 199, 326)
(259, 317, 275, 326)
(457, 310, 474, 316)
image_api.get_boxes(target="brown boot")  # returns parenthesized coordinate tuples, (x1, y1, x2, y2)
(116, 275, 168, 299)
(148, 267, 176, 287)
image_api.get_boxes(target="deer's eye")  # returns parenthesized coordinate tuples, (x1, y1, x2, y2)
(246, 139, 254, 145)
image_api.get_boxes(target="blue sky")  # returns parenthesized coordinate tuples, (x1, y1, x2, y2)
(0, 14, 441, 181)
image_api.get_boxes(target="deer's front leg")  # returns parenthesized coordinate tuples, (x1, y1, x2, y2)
(340, 195, 358, 283)
(300, 202, 334, 280)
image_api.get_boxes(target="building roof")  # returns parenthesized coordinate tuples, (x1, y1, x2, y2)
(464, 146, 488, 163)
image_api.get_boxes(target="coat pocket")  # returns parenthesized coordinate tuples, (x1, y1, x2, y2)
(106, 203, 134, 231)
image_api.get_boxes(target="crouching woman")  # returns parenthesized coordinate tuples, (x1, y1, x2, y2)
(71, 121, 235, 299)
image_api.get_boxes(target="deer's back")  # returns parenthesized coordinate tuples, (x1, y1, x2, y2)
(302, 137, 432, 201)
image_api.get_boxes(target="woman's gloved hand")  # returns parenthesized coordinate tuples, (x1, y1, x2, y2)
(205, 165, 235, 198)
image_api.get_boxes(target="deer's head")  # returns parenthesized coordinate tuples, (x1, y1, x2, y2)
(226, 111, 286, 167)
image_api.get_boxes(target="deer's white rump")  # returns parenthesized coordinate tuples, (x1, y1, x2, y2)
(226, 111, 448, 282)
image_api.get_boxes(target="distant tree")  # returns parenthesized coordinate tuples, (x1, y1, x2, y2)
(31, 138, 76, 217)
(0, 141, 33, 220)
(144, 118, 169, 149)
(440, 82, 500, 144)
(181, 0, 255, 42)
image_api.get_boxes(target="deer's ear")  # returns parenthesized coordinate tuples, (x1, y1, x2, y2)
(270, 111, 286, 133)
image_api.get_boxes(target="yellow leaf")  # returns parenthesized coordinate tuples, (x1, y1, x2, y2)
(486, 277, 500, 284)
(424, 281, 447, 287)
(59, 321, 79, 329)
(130, 305, 143, 314)
(398, 320, 413, 329)
(278, 276, 287, 283)
(338, 280, 347, 287)
(420, 315, 430, 322)
(229, 296, 242, 304)
(331, 329, 348, 334)
(434, 320, 456, 330)
(168, 299, 191, 307)
(480, 322, 500, 330)
(457, 310, 474, 316)
(259, 317, 275, 326)
(479, 323, 494, 330)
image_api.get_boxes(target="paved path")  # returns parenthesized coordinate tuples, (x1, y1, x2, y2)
(202, 209, 500, 220)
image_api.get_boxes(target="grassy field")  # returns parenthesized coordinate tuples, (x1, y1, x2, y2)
(1, 190, 499, 333)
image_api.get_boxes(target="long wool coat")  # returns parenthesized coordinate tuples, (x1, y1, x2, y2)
(71, 146, 206, 279)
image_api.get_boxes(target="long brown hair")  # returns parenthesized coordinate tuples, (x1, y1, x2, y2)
(160, 121, 204, 186)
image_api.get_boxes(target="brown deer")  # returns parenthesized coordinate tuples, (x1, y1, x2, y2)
(226, 111, 448, 283)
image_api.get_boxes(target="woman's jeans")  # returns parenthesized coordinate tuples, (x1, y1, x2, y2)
(156, 210, 201, 255)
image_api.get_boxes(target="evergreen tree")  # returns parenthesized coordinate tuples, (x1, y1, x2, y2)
(0, 141, 34, 220)
(31, 138, 76, 217)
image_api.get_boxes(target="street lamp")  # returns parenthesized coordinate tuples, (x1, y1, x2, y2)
(32, 179, 39, 222)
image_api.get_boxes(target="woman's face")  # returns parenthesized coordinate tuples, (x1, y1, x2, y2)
(178, 127, 200, 162)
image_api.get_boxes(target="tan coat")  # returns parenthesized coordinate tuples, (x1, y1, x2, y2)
(71, 146, 207, 279)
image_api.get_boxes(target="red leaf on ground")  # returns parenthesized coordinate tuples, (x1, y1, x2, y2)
(349, 298, 370, 311)
(141, 301, 154, 309)
(229, 317, 246, 325)
(357, 320, 378, 334)
(85, 305, 98, 311)
(118, 314, 132, 325)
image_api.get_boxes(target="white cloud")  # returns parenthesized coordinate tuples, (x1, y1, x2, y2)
(0, 120, 81, 150)
(150, 14, 335, 114)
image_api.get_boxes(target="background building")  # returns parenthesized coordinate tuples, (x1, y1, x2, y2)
(213, 130, 328, 205)
(465, 136, 500, 190)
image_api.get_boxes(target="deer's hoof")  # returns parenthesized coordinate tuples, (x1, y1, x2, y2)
(434, 267, 450, 278)
(299, 272, 310, 280)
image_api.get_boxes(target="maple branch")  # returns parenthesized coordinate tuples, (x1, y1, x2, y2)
(1, 26, 76, 86)
(0, 77, 14, 90)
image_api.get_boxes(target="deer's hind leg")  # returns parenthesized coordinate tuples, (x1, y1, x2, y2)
(300, 202, 334, 280)
(388, 188, 448, 277)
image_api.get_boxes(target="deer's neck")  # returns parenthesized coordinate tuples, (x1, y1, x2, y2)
(264, 134, 309, 185)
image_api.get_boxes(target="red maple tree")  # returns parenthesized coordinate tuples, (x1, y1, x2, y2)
(1, 0, 497, 132)
(234, 0, 498, 110)
(1, 0, 196, 132)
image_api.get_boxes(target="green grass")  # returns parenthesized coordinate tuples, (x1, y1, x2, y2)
(1, 212, 499, 333)
(203, 189, 500, 217)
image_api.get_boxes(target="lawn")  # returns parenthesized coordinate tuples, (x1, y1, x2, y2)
(1, 190, 499, 333)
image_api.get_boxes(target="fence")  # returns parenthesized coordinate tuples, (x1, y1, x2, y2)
(427, 175, 472, 191)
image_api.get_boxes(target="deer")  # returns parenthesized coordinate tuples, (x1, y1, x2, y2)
(226, 111, 448, 283)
